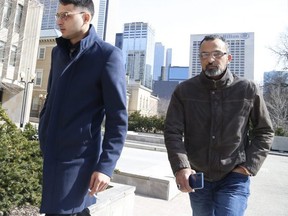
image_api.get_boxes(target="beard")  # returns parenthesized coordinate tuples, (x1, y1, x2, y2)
(204, 66, 224, 78)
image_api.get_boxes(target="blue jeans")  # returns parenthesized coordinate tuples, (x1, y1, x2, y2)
(189, 172, 250, 216)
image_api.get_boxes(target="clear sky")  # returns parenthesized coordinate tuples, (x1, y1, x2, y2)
(101, 0, 288, 82)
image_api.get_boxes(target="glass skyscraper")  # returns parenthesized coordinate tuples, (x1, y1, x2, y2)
(165, 48, 172, 81)
(153, 42, 165, 81)
(40, 0, 58, 30)
(122, 22, 155, 89)
(96, 0, 108, 40)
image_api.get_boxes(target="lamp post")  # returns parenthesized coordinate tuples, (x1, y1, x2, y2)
(19, 72, 34, 128)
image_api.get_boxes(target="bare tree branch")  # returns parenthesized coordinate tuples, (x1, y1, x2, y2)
(263, 71, 288, 133)
(268, 31, 288, 70)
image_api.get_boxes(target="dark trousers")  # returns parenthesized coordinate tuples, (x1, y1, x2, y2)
(45, 215, 76, 216)
(45, 208, 91, 216)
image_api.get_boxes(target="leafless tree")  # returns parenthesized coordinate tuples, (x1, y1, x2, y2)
(269, 31, 288, 70)
(263, 71, 288, 134)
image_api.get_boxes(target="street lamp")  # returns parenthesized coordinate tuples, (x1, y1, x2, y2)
(19, 71, 35, 128)
(38, 93, 47, 117)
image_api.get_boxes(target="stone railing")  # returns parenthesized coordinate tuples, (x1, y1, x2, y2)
(39, 183, 135, 216)
(271, 136, 288, 152)
(88, 183, 135, 216)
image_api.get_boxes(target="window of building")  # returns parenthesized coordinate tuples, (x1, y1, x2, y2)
(139, 95, 142, 109)
(35, 70, 43, 86)
(1, 1, 12, 29)
(31, 97, 40, 111)
(0, 41, 6, 63)
(38, 47, 46, 59)
(9, 45, 17, 66)
(15, 4, 23, 33)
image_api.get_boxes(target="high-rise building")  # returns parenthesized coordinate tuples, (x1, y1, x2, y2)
(39, 0, 58, 30)
(122, 22, 155, 89)
(189, 32, 254, 80)
(165, 48, 172, 81)
(153, 42, 165, 81)
(96, 0, 108, 40)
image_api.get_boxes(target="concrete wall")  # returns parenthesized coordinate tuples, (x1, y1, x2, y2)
(271, 136, 288, 152)
(127, 133, 288, 153)
(112, 171, 179, 201)
(89, 183, 136, 216)
(126, 132, 164, 144)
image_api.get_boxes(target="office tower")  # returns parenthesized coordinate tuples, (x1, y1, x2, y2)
(122, 22, 155, 89)
(189, 32, 254, 80)
(40, 0, 58, 30)
(153, 42, 165, 81)
(97, 0, 108, 40)
(165, 48, 172, 81)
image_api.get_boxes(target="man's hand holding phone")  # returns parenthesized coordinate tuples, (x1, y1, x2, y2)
(188, 172, 204, 190)
(175, 169, 204, 192)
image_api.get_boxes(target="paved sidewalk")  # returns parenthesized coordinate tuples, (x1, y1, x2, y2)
(127, 152, 288, 216)
(133, 193, 191, 216)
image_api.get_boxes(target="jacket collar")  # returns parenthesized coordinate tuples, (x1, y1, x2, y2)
(56, 24, 99, 53)
(199, 68, 234, 90)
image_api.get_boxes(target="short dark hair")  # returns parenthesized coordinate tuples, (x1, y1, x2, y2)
(199, 34, 229, 52)
(59, 0, 94, 18)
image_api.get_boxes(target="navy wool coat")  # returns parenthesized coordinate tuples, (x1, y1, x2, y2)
(38, 25, 128, 214)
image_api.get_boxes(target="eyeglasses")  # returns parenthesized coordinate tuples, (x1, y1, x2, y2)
(55, 12, 85, 21)
(199, 51, 227, 59)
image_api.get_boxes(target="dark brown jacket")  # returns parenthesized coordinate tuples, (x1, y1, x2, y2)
(164, 69, 274, 181)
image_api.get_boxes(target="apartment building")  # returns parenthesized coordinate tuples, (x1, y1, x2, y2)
(0, 0, 43, 126)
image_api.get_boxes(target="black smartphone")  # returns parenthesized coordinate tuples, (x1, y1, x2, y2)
(189, 172, 204, 189)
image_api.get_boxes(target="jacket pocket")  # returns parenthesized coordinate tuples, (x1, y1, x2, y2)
(217, 149, 246, 173)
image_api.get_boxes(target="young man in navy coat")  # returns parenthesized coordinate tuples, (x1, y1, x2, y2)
(38, 0, 128, 215)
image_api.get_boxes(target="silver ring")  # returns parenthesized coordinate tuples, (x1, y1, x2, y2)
(177, 184, 181, 190)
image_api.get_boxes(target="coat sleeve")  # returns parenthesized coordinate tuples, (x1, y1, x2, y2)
(243, 83, 274, 175)
(94, 47, 128, 177)
(164, 87, 191, 175)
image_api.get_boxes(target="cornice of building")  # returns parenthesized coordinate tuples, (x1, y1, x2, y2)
(40, 38, 56, 42)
